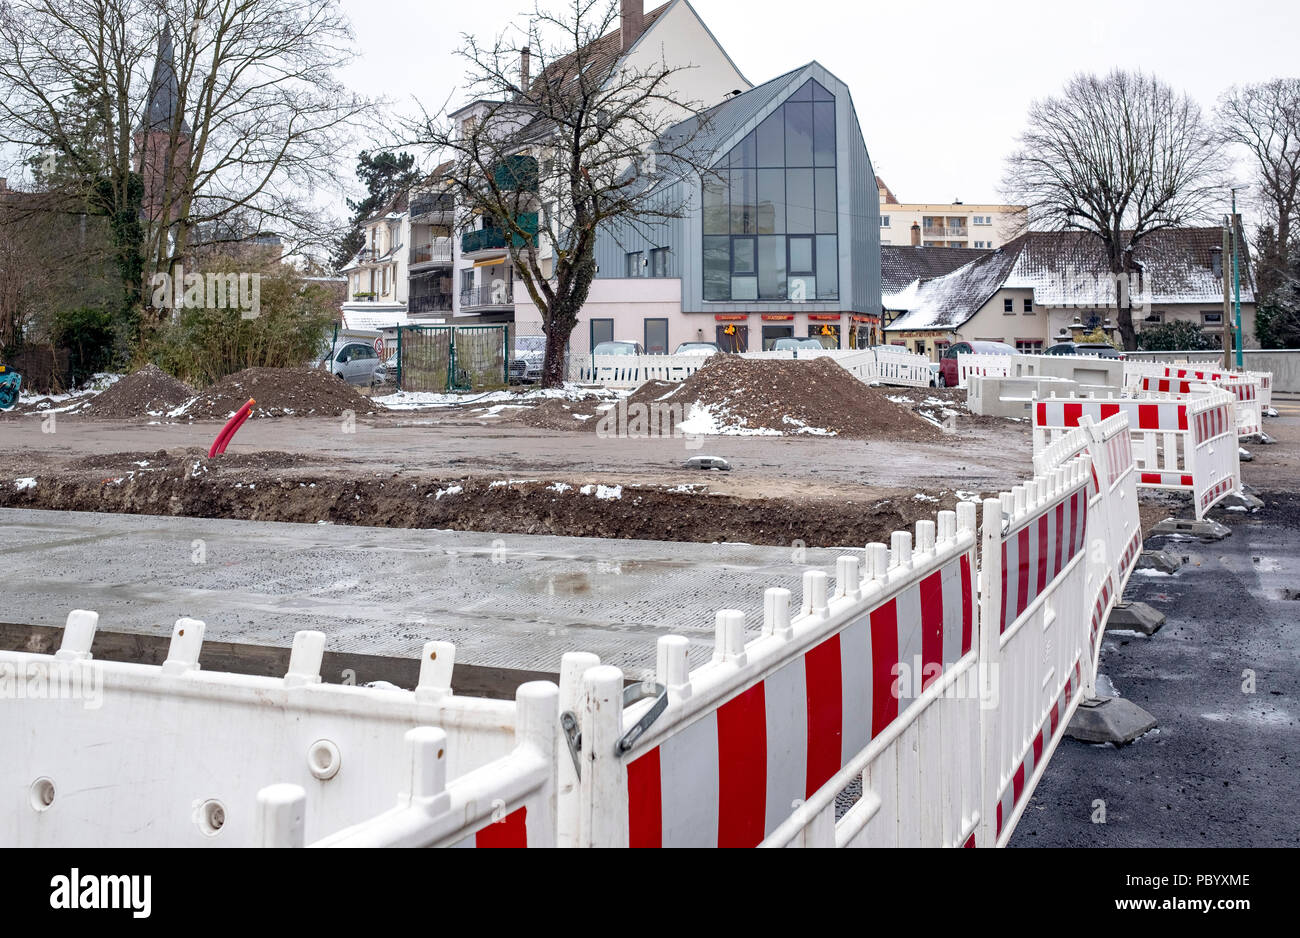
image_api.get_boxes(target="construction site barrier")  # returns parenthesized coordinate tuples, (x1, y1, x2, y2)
(1033, 389, 1240, 520)
(6, 420, 1174, 849)
(1139, 375, 1263, 438)
(0, 614, 549, 848)
(956, 352, 1016, 389)
(582, 347, 932, 390)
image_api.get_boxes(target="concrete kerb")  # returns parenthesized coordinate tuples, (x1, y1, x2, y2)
(1106, 602, 1166, 636)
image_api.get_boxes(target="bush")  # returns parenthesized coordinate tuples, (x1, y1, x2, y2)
(50, 305, 118, 384)
(149, 256, 337, 387)
(1137, 320, 1219, 352)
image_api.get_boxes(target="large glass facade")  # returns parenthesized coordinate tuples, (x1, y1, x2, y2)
(703, 79, 839, 302)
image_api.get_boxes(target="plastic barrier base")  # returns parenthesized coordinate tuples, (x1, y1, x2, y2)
(1106, 602, 1166, 636)
(1066, 697, 1158, 746)
(1151, 518, 1231, 540)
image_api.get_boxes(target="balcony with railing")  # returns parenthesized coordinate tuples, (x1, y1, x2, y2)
(410, 238, 454, 267)
(410, 194, 454, 222)
(922, 225, 969, 239)
(461, 214, 539, 257)
(409, 293, 454, 314)
(460, 283, 515, 310)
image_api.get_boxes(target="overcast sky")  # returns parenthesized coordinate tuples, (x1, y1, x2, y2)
(337, 0, 1298, 218)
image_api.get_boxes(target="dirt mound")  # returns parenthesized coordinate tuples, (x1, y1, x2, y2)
(77, 365, 193, 420)
(519, 397, 613, 430)
(618, 357, 944, 441)
(180, 367, 378, 419)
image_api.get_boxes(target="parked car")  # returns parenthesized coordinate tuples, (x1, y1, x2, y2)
(937, 340, 1019, 388)
(321, 342, 388, 387)
(1045, 341, 1123, 360)
(592, 341, 644, 356)
(772, 338, 825, 353)
(510, 335, 546, 384)
(674, 342, 722, 357)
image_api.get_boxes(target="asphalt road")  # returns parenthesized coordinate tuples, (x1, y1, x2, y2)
(1010, 490, 1300, 847)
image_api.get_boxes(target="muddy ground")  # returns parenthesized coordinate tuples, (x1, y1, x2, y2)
(1, 396, 1292, 548)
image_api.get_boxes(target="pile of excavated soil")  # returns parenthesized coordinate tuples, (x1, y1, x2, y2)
(520, 396, 614, 430)
(179, 368, 378, 420)
(617, 356, 945, 441)
(76, 365, 193, 420)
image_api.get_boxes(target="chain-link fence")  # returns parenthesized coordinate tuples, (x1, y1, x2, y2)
(513, 320, 586, 384)
(396, 326, 508, 393)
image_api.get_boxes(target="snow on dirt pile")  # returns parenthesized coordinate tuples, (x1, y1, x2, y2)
(76, 365, 193, 420)
(617, 356, 944, 441)
(179, 367, 379, 419)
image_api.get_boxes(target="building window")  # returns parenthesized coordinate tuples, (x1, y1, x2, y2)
(1004, 298, 1015, 313)
(1203, 311, 1224, 327)
(625, 251, 644, 278)
(1016, 339, 1044, 353)
(914, 339, 927, 355)
(761, 324, 795, 350)
(974, 240, 990, 249)
(881, 215, 890, 227)
(702, 78, 838, 302)
(650, 247, 670, 278)
(644, 318, 669, 355)
(460, 269, 474, 295)
(590, 319, 614, 350)
(1023, 298, 1033, 313)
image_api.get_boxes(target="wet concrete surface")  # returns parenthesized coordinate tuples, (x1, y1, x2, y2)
(1010, 490, 1300, 847)
(0, 507, 865, 675)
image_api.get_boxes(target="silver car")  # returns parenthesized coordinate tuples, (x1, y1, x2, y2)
(323, 342, 388, 387)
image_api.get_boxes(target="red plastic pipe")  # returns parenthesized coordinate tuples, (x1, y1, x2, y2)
(208, 398, 256, 458)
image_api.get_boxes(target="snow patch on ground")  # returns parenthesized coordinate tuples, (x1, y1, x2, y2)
(14, 477, 36, 491)
(580, 484, 624, 500)
(433, 485, 463, 500)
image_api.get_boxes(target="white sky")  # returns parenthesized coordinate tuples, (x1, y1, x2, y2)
(337, 0, 1299, 218)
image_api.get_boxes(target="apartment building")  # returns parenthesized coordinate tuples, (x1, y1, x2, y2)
(876, 177, 1025, 250)
(339, 191, 411, 331)
(447, 0, 752, 327)
(550, 60, 882, 354)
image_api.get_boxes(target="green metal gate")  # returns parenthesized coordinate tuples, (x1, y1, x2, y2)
(396, 325, 509, 393)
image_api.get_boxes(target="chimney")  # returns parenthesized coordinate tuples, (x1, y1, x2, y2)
(0, 177, 7, 193)
(519, 47, 531, 94)
(911, 222, 921, 247)
(621, 0, 645, 52)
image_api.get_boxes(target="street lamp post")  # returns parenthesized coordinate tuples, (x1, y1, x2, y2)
(1231, 190, 1244, 371)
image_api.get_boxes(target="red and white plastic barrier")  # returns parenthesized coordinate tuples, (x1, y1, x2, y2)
(1033, 391, 1241, 520)
(956, 352, 1016, 390)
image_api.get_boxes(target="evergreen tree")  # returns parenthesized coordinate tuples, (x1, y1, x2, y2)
(331, 151, 422, 271)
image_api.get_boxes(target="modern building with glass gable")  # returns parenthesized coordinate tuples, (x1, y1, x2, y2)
(520, 62, 882, 355)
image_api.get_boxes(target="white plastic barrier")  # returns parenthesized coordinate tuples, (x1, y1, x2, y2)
(1033, 390, 1240, 520)
(978, 460, 1093, 845)
(572, 506, 985, 848)
(583, 354, 712, 388)
(956, 353, 1016, 389)
(582, 348, 932, 390)
(1126, 361, 1275, 418)
(1034, 414, 1143, 685)
(0, 613, 550, 848)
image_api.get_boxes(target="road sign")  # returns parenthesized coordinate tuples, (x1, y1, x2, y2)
(374, 337, 386, 359)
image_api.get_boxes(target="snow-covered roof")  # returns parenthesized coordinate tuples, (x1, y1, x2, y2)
(886, 228, 1252, 333)
(342, 308, 411, 331)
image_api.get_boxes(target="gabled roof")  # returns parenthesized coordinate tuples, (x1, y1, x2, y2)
(531, 2, 674, 96)
(881, 246, 991, 296)
(886, 228, 1254, 334)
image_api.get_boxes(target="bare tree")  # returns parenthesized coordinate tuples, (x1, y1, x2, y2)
(1217, 79, 1300, 300)
(1003, 70, 1226, 349)
(409, 0, 713, 387)
(0, 0, 369, 334)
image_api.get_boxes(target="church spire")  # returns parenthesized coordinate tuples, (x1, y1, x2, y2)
(139, 23, 190, 135)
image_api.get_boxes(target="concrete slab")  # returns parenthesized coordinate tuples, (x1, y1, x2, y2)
(1066, 696, 1158, 745)
(0, 508, 861, 676)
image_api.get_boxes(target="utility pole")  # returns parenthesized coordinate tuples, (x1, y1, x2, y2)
(1231, 190, 1245, 371)
(1221, 220, 1233, 371)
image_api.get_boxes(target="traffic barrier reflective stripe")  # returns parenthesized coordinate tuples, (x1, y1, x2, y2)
(451, 807, 529, 848)
(625, 552, 974, 848)
(994, 661, 1084, 840)
(1035, 399, 1187, 432)
(1000, 490, 1086, 634)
